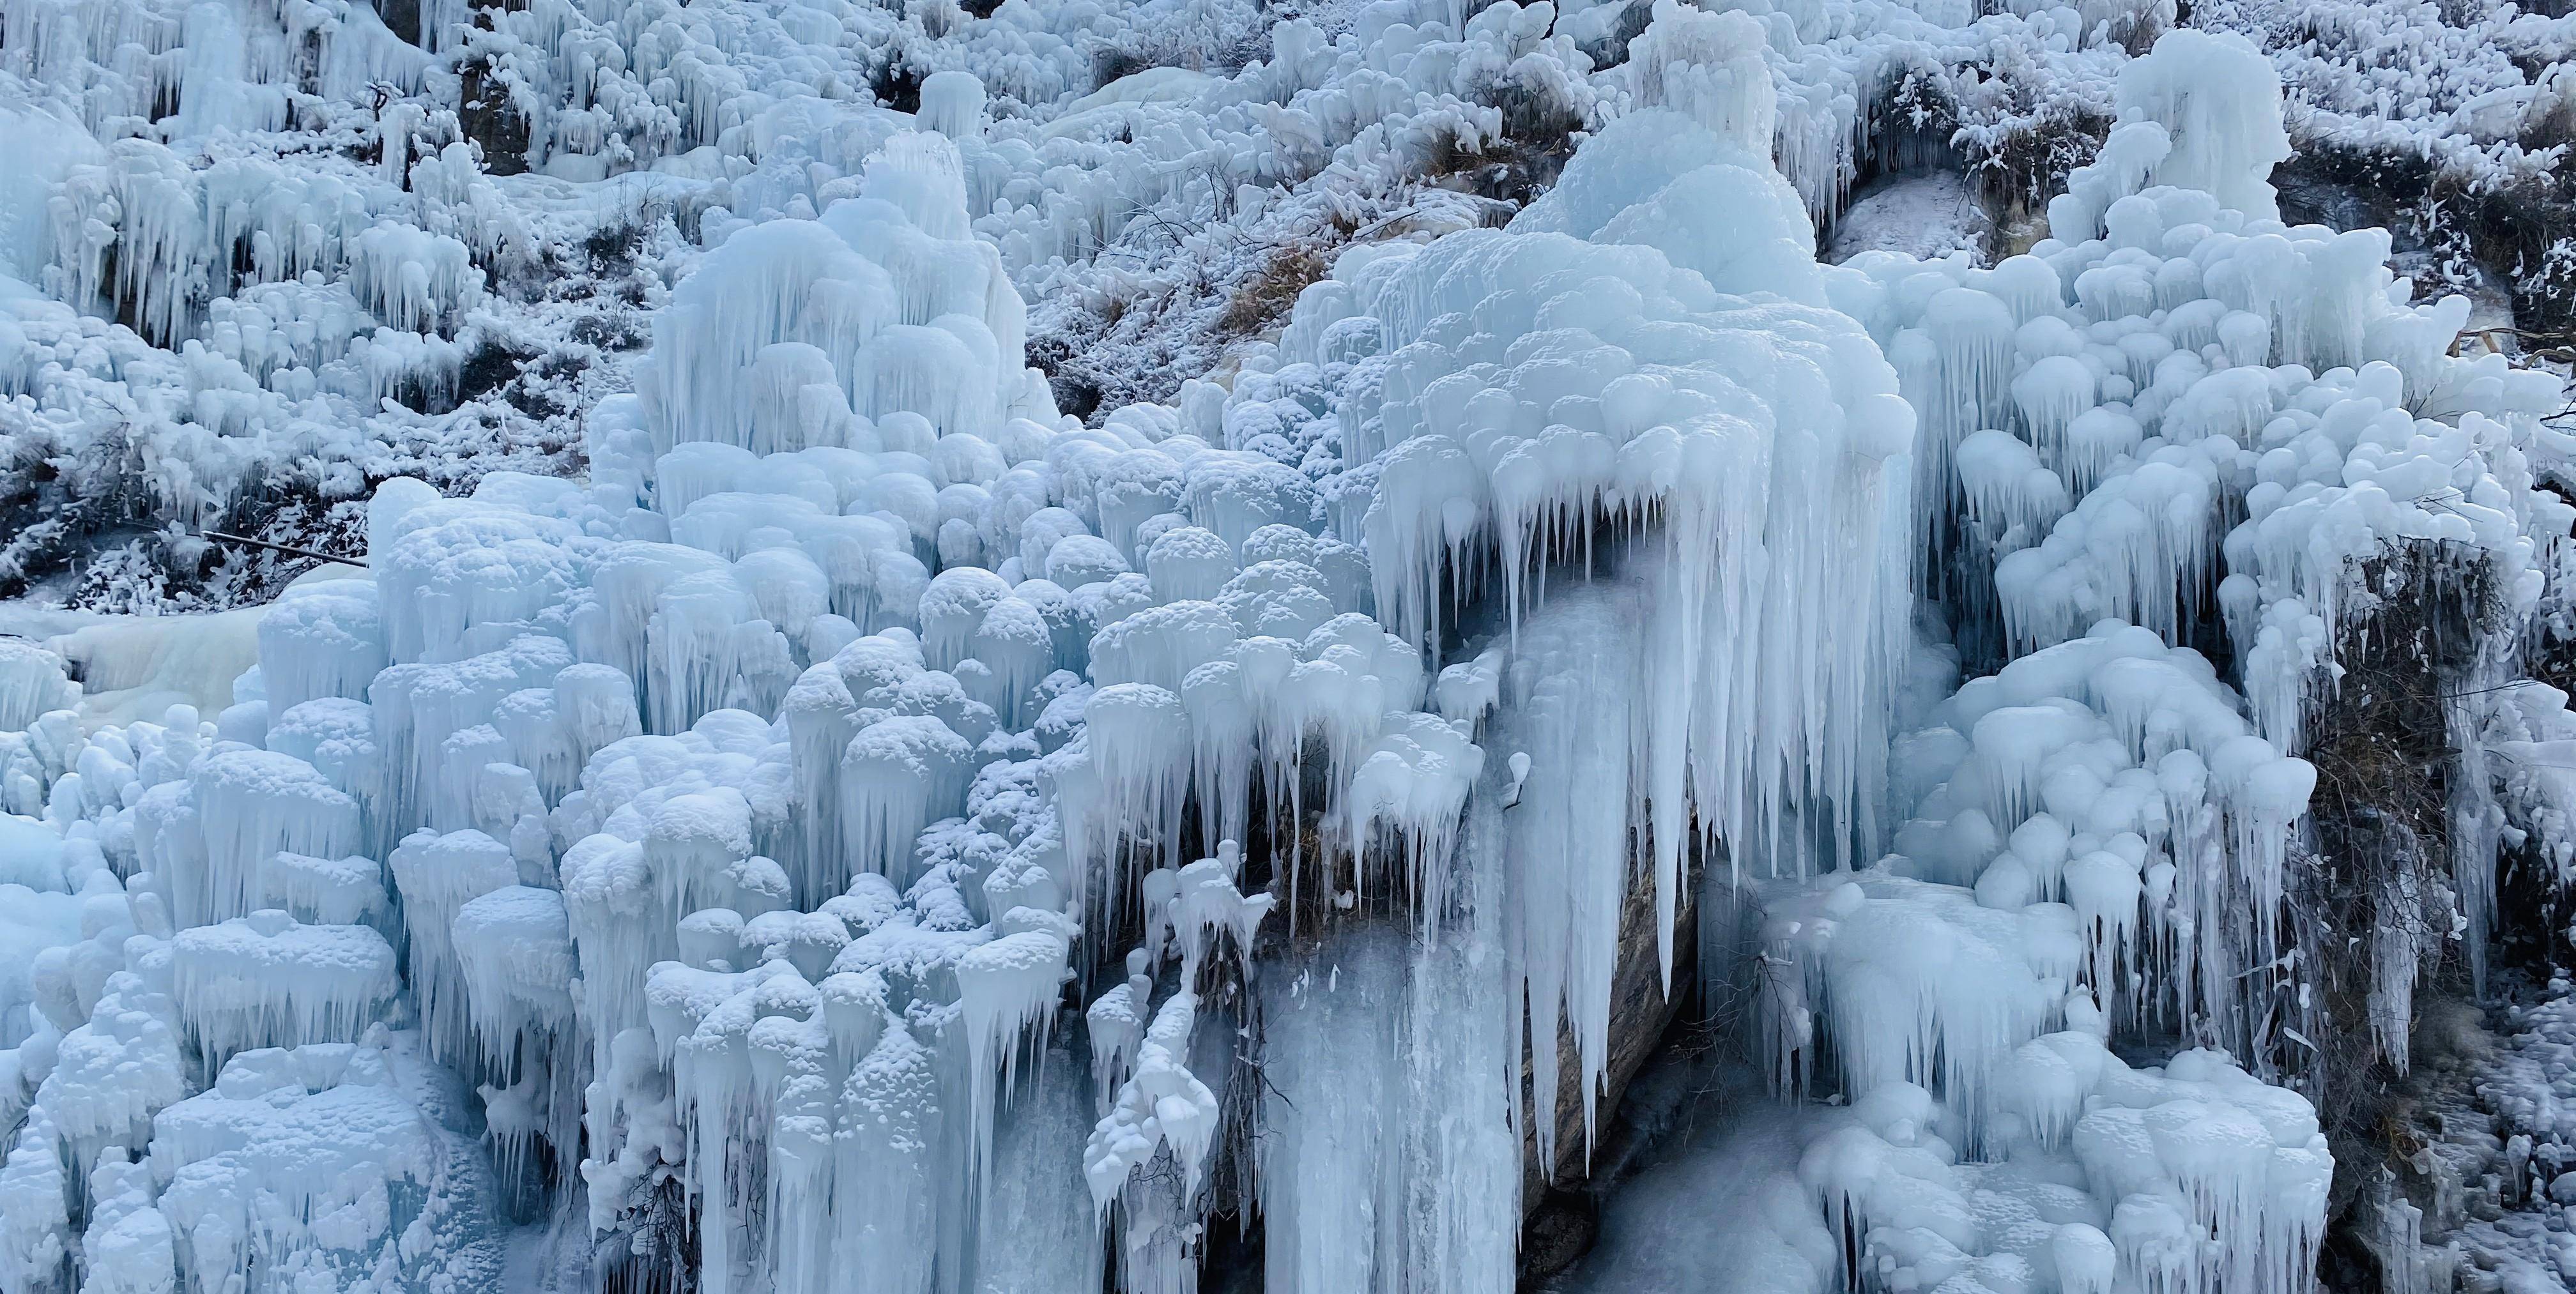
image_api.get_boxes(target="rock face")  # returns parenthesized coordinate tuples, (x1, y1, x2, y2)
(1521, 845, 1699, 1283)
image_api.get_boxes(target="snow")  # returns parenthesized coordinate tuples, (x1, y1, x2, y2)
(1828, 169, 1990, 266)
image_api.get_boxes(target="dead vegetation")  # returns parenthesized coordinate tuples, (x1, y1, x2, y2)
(1423, 125, 1576, 209)
(1213, 240, 1340, 339)
(2265, 112, 2576, 340)
(1197, 119, 1563, 347)
(2288, 545, 2505, 1287)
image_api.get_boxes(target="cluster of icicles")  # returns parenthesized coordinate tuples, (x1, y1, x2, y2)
(0, 124, 1485, 1294)
(5, 17, 2574, 1294)
(1726, 28, 2573, 1294)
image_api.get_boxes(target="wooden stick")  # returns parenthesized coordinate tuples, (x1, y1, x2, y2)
(198, 529, 368, 568)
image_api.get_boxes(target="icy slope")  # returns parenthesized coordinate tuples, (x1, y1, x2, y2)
(1, 0, 2189, 608)
(1756, 24, 2576, 1293)
(2192, 0, 2576, 335)
(0, 6, 1909, 1287)
(3, 0, 2575, 1288)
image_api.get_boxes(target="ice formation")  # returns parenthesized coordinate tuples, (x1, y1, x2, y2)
(1798, 28, 2573, 1290)
(4, 0, 2576, 1283)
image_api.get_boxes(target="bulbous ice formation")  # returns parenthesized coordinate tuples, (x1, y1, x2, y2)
(633, 133, 1056, 461)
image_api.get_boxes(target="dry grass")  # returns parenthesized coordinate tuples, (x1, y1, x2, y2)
(2286, 544, 2505, 1282)
(1213, 241, 1337, 338)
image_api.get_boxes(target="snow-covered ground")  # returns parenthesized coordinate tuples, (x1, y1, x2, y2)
(1827, 167, 1988, 265)
(3, 0, 2576, 1289)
